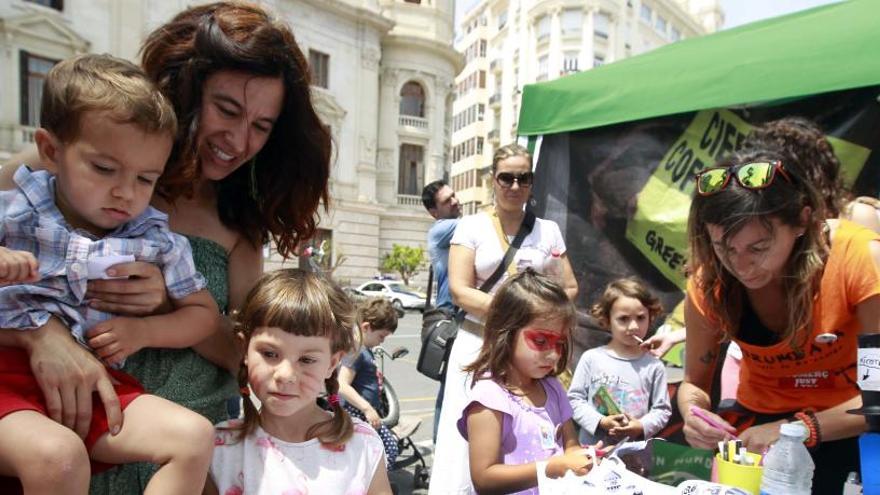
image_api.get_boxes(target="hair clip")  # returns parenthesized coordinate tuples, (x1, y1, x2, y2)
(240, 386, 250, 397)
(327, 393, 340, 407)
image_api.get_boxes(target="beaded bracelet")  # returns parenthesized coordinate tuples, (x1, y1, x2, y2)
(804, 408, 822, 446)
(793, 409, 821, 449)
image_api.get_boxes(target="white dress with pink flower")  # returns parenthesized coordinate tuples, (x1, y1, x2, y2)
(210, 418, 385, 495)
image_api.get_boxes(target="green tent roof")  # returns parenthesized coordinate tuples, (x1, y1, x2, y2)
(518, 0, 880, 136)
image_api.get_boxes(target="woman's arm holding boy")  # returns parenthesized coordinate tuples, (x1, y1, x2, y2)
(87, 289, 219, 367)
(0, 318, 121, 438)
(87, 234, 261, 373)
(0, 240, 121, 437)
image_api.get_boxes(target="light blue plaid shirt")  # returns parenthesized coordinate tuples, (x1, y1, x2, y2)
(0, 166, 206, 353)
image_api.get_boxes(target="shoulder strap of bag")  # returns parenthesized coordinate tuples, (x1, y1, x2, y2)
(425, 265, 434, 308)
(453, 210, 536, 324)
(479, 210, 536, 293)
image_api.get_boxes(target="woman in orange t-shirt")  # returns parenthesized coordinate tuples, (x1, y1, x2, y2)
(679, 147, 880, 494)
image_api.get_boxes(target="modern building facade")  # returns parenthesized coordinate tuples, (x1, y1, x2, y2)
(0, 0, 462, 288)
(450, 0, 723, 214)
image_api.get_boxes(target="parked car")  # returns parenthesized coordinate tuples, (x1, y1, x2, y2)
(357, 280, 426, 311)
(342, 286, 369, 305)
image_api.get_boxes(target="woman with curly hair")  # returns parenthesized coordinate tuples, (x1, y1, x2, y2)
(746, 116, 880, 231)
(679, 145, 880, 494)
(0, 2, 331, 492)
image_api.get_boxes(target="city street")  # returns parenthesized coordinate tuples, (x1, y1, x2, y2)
(382, 311, 439, 494)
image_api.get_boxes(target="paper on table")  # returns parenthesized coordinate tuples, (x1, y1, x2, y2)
(537, 455, 751, 495)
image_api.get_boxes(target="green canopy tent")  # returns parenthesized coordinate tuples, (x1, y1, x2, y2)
(516, 0, 880, 366)
(519, 0, 880, 135)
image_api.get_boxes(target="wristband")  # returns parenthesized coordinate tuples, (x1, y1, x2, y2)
(803, 408, 822, 446)
(793, 409, 821, 449)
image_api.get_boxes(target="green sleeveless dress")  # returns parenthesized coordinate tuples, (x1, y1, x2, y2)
(89, 236, 239, 494)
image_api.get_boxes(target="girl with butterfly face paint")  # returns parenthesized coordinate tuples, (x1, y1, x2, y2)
(456, 269, 596, 495)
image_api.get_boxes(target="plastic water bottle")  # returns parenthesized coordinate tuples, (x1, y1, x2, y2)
(759, 422, 814, 495)
(544, 249, 563, 284)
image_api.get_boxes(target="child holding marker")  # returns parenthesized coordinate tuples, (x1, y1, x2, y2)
(568, 278, 672, 445)
(458, 269, 595, 495)
(207, 269, 392, 495)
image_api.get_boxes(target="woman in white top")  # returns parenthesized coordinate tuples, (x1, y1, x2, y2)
(429, 143, 578, 494)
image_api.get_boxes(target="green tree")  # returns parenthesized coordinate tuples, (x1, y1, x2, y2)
(381, 244, 424, 285)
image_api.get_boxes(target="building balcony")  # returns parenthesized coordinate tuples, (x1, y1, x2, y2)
(490, 58, 502, 72)
(0, 124, 37, 155)
(399, 115, 429, 131)
(396, 194, 423, 207)
(488, 129, 500, 143)
(562, 29, 582, 40)
(536, 33, 550, 47)
(489, 93, 502, 107)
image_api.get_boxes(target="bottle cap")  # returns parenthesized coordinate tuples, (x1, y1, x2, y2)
(780, 422, 807, 438)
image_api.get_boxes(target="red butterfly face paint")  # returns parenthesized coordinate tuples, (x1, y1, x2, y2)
(522, 329, 565, 354)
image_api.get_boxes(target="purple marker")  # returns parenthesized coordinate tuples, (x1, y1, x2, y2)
(689, 405, 738, 439)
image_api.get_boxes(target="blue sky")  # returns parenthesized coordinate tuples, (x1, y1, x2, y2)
(719, 0, 840, 28)
(453, 0, 841, 31)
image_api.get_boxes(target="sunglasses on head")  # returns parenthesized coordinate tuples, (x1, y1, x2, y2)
(495, 171, 534, 188)
(695, 160, 792, 196)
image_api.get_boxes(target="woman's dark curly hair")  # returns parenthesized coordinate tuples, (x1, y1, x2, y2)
(745, 117, 845, 218)
(142, 1, 331, 257)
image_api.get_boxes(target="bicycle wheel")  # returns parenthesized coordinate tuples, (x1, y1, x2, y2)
(379, 378, 400, 427)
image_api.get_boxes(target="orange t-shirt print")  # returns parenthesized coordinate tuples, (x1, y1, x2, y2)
(688, 220, 880, 414)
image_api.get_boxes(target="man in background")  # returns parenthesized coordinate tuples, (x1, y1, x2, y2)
(420, 180, 461, 443)
(422, 180, 461, 312)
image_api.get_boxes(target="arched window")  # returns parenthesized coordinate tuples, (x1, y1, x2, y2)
(399, 81, 425, 117)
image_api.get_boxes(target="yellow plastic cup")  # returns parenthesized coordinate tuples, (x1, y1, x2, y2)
(712, 452, 763, 495)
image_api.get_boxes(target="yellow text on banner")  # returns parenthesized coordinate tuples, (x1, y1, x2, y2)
(625, 109, 752, 288)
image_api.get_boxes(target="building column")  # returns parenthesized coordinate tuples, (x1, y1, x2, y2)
(429, 74, 452, 181)
(356, 47, 381, 203)
(582, 7, 597, 69)
(376, 67, 401, 204)
(548, 6, 562, 78)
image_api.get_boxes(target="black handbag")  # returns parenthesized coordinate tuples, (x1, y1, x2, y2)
(416, 211, 535, 381)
